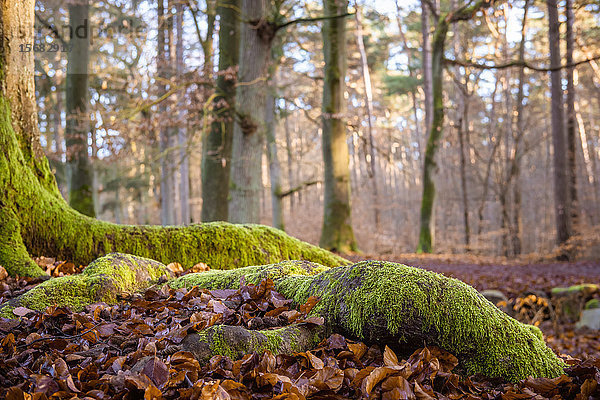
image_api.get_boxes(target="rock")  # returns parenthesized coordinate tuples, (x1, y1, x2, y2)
(576, 309, 600, 330)
(551, 284, 599, 323)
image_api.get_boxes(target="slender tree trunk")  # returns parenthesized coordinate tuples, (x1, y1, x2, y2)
(510, 0, 530, 256)
(228, 0, 274, 223)
(266, 73, 284, 230)
(565, 0, 578, 234)
(283, 115, 295, 209)
(65, 0, 95, 217)
(417, 20, 448, 253)
(158, 0, 174, 225)
(355, 8, 379, 229)
(421, 0, 433, 134)
(319, 0, 357, 253)
(201, 0, 240, 222)
(175, 1, 190, 225)
(546, 0, 571, 251)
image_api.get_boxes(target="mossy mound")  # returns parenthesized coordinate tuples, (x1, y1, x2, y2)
(0, 253, 171, 317)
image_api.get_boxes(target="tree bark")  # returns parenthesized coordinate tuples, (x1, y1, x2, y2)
(228, 0, 275, 223)
(65, 0, 95, 217)
(319, 0, 357, 253)
(201, 0, 237, 222)
(158, 0, 175, 226)
(565, 0, 578, 234)
(421, 0, 433, 135)
(175, 0, 190, 225)
(266, 72, 285, 231)
(546, 0, 571, 252)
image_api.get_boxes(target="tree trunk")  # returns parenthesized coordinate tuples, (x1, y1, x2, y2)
(3, 254, 565, 383)
(283, 114, 295, 210)
(510, 0, 530, 256)
(228, 0, 274, 223)
(158, 0, 174, 226)
(201, 0, 238, 222)
(355, 8, 379, 230)
(565, 0, 578, 235)
(319, 0, 356, 253)
(175, 0, 190, 225)
(266, 73, 285, 230)
(0, 0, 347, 277)
(65, 0, 95, 217)
(546, 0, 571, 252)
(420, 0, 433, 135)
(417, 19, 448, 253)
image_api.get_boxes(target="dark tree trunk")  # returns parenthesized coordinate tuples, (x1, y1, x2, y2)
(65, 0, 95, 217)
(546, 0, 571, 251)
(201, 0, 239, 222)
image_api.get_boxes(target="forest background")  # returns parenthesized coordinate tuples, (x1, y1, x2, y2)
(33, 0, 600, 259)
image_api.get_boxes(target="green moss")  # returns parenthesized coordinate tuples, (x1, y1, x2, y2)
(551, 284, 599, 295)
(585, 299, 600, 310)
(169, 260, 329, 290)
(0, 253, 171, 317)
(275, 261, 565, 381)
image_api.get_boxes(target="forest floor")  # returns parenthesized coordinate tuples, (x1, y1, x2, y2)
(0, 255, 599, 399)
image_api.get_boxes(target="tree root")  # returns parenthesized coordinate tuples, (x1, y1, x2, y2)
(1, 254, 566, 381)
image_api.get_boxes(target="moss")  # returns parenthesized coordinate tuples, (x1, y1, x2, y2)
(585, 299, 600, 310)
(170, 260, 329, 290)
(0, 253, 171, 317)
(185, 324, 317, 362)
(173, 259, 564, 381)
(275, 261, 565, 381)
(551, 284, 599, 295)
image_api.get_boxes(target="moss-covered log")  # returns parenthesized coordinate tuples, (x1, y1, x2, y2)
(173, 260, 565, 382)
(181, 323, 326, 363)
(2, 255, 564, 381)
(0, 0, 347, 278)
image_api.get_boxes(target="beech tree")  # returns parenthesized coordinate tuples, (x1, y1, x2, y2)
(65, 0, 95, 217)
(546, 0, 571, 251)
(319, 0, 357, 252)
(417, 0, 496, 253)
(201, 0, 239, 222)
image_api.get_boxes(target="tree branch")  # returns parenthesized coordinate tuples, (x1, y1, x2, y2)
(445, 55, 600, 72)
(35, 12, 67, 47)
(278, 180, 321, 198)
(275, 13, 354, 32)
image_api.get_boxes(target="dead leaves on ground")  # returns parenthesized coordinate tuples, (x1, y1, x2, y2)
(1, 270, 600, 398)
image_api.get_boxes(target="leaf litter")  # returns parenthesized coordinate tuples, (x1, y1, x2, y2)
(0, 260, 599, 399)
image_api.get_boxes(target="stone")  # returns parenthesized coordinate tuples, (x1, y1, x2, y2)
(576, 309, 600, 330)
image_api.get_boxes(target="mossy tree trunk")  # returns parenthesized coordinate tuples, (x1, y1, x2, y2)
(319, 0, 357, 253)
(417, 0, 497, 253)
(4, 254, 565, 382)
(65, 0, 95, 218)
(201, 0, 239, 222)
(0, 0, 347, 277)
